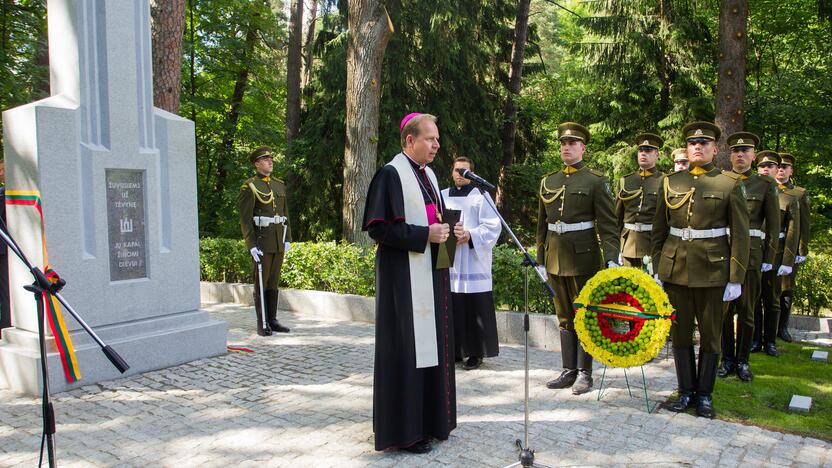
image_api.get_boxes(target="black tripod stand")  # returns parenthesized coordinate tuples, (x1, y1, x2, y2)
(467, 182, 555, 468)
(0, 220, 129, 467)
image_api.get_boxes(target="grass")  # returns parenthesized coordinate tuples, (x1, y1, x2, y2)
(713, 341, 832, 441)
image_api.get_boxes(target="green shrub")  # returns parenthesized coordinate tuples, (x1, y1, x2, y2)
(793, 252, 832, 316)
(200, 238, 555, 313)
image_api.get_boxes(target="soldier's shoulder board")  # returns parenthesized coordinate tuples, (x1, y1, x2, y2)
(241, 177, 256, 190)
(785, 188, 803, 197)
(589, 168, 606, 177)
(722, 170, 741, 180)
(541, 170, 558, 180)
(792, 186, 807, 195)
(758, 174, 776, 184)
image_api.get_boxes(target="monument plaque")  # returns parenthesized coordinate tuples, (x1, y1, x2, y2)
(106, 169, 148, 280)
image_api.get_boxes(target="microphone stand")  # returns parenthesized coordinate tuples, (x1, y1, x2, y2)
(0, 219, 129, 468)
(464, 180, 554, 468)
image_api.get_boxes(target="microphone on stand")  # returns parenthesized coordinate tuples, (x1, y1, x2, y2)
(456, 168, 496, 190)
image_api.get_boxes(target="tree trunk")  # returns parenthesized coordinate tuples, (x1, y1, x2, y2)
(714, 0, 748, 169)
(495, 0, 531, 216)
(286, 0, 304, 144)
(150, 0, 186, 113)
(34, 0, 49, 98)
(302, 0, 319, 89)
(207, 24, 257, 230)
(342, 0, 393, 244)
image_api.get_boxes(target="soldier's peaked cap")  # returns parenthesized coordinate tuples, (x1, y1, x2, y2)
(778, 153, 796, 166)
(635, 133, 663, 150)
(727, 131, 760, 149)
(682, 121, 721, 142)
(755, 150, 780, 166)
(250, 146, 274, 164)
(558, 122, 590, 143)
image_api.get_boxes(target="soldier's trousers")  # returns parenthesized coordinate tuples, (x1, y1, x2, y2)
(664, 283, 725, 353)
(548, 273, 593, 331)
(252, 251, 285, 295)
(722, 269, 761, 361)
(754, 269, 782, 344)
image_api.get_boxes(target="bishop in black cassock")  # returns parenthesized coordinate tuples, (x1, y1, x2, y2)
(362, 113, 456, 453)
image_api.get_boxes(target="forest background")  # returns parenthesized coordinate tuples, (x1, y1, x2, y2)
(1, 0, 830, 254)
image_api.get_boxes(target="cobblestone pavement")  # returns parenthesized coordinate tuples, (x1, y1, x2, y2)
(1, 303, 830, 467)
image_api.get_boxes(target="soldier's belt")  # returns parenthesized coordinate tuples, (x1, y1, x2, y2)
(253, 215, 287, 227)
(669, 226, 728, 241)
(548, 220, 594, 234)
(624, 222, 653, 232)
(749, 229, 766, 239)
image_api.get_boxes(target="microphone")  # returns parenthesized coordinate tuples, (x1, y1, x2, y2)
(456, 168, 496, 190)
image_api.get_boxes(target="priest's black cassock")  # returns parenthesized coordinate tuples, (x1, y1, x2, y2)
(362, 153, 456, 451)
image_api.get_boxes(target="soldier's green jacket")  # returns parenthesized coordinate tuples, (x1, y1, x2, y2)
(776, 184, 801, 267)
(615, 168, 664, 260)
(238, 175, 291, 253)
(786, 182, 810, 257)
(650, 162, 750, 287)
(733, 170, 780, 269)
(535, 160, 619, 276)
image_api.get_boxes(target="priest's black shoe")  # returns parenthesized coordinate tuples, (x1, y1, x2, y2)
(402, 439, 432, 454)
(764, 342, 779, 357)
(571, 370, 593, 395)
(696, 394, 716, 419)
(750, 341, 762, 353)
(667, 392, 696, 412)
(717, 359, 735, 378)
(257, 328, 272, 337)
(463, 356, 482, 370)
(268, 320, 290, 333)
(546, 369, 578, 389)
(778, 328, 793, 342)
(736, 362, 753, 382)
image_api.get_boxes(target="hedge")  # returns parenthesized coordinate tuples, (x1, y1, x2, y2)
(200, 238, 830, 316)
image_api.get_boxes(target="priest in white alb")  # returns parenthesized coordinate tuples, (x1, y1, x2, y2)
(442, 157, 502, 370)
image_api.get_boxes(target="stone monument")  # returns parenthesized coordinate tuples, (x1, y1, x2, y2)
(0, 0, 227, 394)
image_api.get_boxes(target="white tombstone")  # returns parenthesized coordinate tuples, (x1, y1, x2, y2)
(0, 0, 227, 394)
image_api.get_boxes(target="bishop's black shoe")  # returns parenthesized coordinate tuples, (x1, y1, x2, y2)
(571, 370, 593, 395)
(736, 362, 753, 382)
(402, 439, 432, 454)
(750, 341, 762, 353)
(668, 392, 696, 412)
(764, 342, 779, 357)
(463, 356, 482, 370)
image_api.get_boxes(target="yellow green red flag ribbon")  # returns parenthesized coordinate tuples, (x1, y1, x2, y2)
(5, 190, 81, 383)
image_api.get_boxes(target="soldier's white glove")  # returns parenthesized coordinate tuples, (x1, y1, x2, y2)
(653, 274, 663, 286)
(760, 263, 773, 273)
(284, 242, 291, 252)
(618, 253, 623, 265)
(536, 265, 547, 279)
(607, 261, 621, 269)
(795, 255, 806, 264)
(722, 282, 742, 302)
(250, 247, 263, 263)
(777, 265, 793, 276)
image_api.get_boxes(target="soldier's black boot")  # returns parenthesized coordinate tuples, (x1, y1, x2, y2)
(696, 351, 719, 419)
(266, 289, 290, 333)
(572, 343, 594, 395)
(254, 292, 272, 336)
(735, 322, 754, 382)
(778, 293, 794, 342)
(668, 346, 697, 412)
(547, 330, 578, 389)
(718, 316, 736, 378)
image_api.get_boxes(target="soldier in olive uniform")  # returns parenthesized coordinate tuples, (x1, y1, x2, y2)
(536, 122, 620, 395)
(616, 133, 665, 268)
(775, 153, 810, 342)
(751, 152, 800, 356)
(718, 135, 780, 382)
(651, 122, 750, 418)
(239, 146, 291, 336)
(672, 148, 689, 173)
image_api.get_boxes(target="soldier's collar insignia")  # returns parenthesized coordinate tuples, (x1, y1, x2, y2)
(778, 183, 786, 189)
(689, 166, 708, 175)
(563, 166, 578, 174)
(261, 176, 271, 182)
